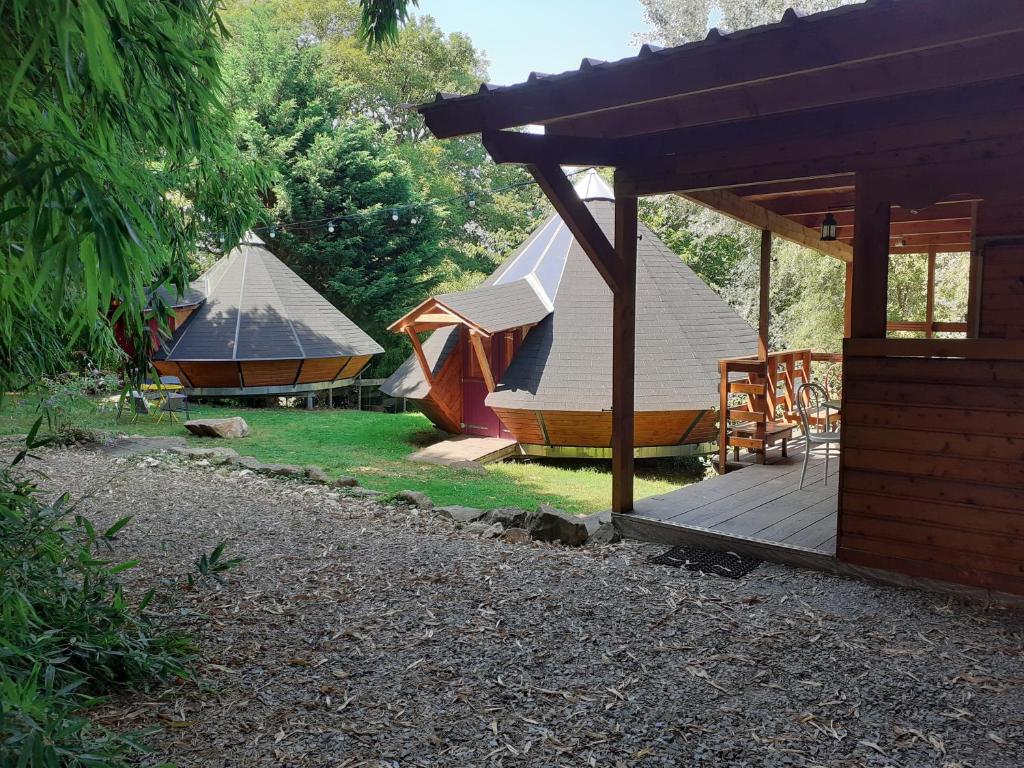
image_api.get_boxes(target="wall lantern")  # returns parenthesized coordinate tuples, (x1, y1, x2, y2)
(819, 212, 838, 241)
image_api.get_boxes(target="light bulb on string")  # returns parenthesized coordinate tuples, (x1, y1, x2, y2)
(467, 193, 476, 208)
(391, 209, 399, 222)
(327, 220, 336, 233)
(410, 215, 420, 225)
(269, 226, 277, 238)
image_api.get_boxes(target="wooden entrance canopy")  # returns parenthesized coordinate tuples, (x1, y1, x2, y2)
(415, 0, 1024, 594)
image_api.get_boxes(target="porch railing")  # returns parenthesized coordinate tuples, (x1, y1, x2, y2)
(717, 349, 841, 471)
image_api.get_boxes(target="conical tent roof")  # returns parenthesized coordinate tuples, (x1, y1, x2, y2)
(382, 170, 757, 411)
(155, 233, 383, 362)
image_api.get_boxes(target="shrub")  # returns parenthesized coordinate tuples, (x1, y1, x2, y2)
(0, 423, 188, 767)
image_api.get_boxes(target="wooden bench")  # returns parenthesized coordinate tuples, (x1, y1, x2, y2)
(729, 420, 795, 463)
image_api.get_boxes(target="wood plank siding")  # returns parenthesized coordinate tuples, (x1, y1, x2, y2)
(980, 243, 1024, 339)
(839, 340, 1024, 594)
(419, 341, 462, 434)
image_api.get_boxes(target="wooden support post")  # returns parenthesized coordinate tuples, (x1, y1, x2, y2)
(612, 195, 637, 514)
(758, 229, 772, 360)
(718, 360, 729, 475)
(925, 246, 937, 338)
(405, 327, 434, 387)
(844, 261, 854, 338)
(850, 174, 891, 338)
(469, 331, 496, 393)
(966, 201, 982, 338)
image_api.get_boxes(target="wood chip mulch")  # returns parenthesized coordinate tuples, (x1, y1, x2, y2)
(24, 448, 1024, 767)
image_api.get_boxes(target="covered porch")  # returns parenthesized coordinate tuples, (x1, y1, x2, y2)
(416, 0, 1024, 596)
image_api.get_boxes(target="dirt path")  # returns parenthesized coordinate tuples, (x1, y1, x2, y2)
(27, 448, 1024, 767)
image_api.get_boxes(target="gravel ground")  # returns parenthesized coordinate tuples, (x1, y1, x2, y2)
(23, 447, 1024, 767)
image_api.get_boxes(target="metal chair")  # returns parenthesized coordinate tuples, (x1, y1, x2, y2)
(796, 382, 842, 489)
(129, 391, 153, 423)
(157, 392, 190, 424)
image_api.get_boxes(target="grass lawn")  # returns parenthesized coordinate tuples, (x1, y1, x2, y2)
(0, 393, 707, 515)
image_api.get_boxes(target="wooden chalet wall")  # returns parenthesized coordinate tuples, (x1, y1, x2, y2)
(838, 339, 1024, 595)
(979, 243, 1024, 339)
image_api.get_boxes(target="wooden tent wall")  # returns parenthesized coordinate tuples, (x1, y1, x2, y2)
(416, 340, 463, 434)
(153, 355, 372, 390)
(490, 407, 717, 449)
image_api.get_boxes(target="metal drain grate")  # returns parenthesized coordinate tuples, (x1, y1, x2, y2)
(650, 546, 761, 579)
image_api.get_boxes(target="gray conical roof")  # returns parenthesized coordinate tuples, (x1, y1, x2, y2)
(155, 233, 383, 362)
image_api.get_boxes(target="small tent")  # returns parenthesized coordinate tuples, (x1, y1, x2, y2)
(152, 232, 382, 394)
(382, 170, 758, 457)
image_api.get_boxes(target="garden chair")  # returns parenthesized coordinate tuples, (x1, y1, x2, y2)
(796, 381, 841, 489)
(129, 391, 154, 423)
(156, 392, 190, 424)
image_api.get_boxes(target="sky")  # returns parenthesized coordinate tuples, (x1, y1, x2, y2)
(417, 0, 654, 86)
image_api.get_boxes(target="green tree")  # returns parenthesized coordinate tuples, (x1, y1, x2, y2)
(223, 7, 445, 372)
(1, 0, 263, 390)
(639, 0, 857, 45)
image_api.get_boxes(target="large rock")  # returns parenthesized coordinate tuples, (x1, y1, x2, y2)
(170, 446, 240, 464)
(257, 462, 304, 478)
(345, 487, 385, 498)
(500, 527, 532, 545)
(463, 521, 504, 538)
(524, 504, 608, 547)
(585, 521, 621, 547)
(436, 505, 486, 524)
(305, 465, 330, 484)
(331, 475, 360, 488)
(394, 490, 434, 510)
(229, 455, 263, 471)
(482, 507, 529, 529)
(185, 417, 250, 439)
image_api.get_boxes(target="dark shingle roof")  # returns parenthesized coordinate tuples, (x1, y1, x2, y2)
(487, 201, 757, 412)
(435, 279, 551, 334)
(154, 234, 383, 362)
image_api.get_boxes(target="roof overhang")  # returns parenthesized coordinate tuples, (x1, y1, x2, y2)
(416, 0, 1024, 257)
(388, 297, 491, 336)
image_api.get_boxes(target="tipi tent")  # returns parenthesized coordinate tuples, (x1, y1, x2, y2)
(382, 170, 758, 457)
(152, 233, 382, 394)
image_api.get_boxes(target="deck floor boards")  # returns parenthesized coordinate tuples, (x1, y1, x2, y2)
(623, 439, 839, 560)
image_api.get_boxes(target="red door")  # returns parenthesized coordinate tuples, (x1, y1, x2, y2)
(461, 329, 520, 438)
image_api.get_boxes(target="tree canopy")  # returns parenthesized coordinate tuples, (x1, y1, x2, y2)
(0, 0, 264, 389)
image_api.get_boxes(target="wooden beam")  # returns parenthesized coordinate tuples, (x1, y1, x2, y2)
(844, 261, 853, 339)
(482, 130, 618, 166)
(468, 331, 496, 393)
(420, 0, 1024, 138)
(527, 162, 621, 292)
(967, 202, 983, 338)
(684, 188, 852, 262)
(758, 230, 772, 360)
(850, 174, 891, 338)
(551, 28, 1024, 140)
(925, 247, 937, 339)
(612, 193, 637, 514)
(790, 202, 976, 229)
(406, 328, 435, 387)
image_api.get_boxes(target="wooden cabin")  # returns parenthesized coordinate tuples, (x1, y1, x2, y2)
(381, 170, 758, 457)
(413, 0, 1024, 597)
(151, 232, 382, 395)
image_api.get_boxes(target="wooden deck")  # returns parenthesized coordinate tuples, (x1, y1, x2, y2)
(409, 435, 519, 466)
(616, 440, 839, 570)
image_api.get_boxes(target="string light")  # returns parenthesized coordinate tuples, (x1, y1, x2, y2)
(251, 168, 590, 238)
